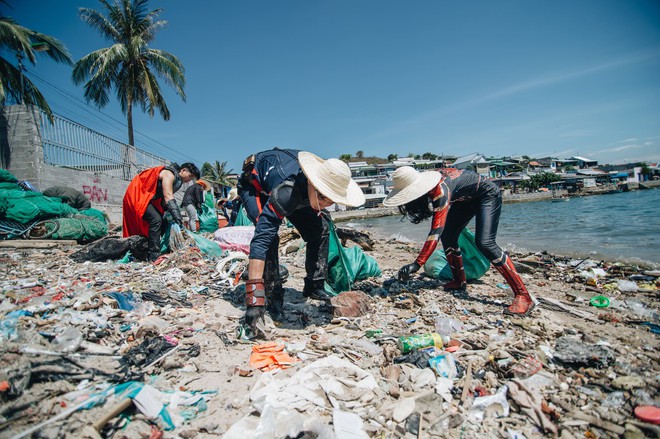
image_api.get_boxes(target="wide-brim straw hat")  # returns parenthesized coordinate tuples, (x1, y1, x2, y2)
(196, 179, 212, 191)
(228, 187, 238, 201)
(383, 166, 442, 207)
(298, 151, 365, 207)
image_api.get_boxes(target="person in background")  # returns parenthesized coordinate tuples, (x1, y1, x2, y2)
(123, 162, 200, 261)
(383, 166, 535, 317)
(227, 187, 241, 226)
(181, 179, 210, 232)
(43, 186, 92, 210)
(237, 149, 365, 335)
(216, 196, 230, 222)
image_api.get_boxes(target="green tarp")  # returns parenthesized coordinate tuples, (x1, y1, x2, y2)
(423, 228, 491, 280)
(325, 219, 382, 295)
(0, 170, 108, 242)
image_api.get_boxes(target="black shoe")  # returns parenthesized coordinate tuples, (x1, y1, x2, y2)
(303, 279, 332, 302)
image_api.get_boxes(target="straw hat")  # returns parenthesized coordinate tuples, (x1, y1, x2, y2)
(298, 151, 365, 207)
(383, 166, 442, 207)
(228, 187, 238, 201)
(196, 179, 212, 191)
(215, 197, 228, 209)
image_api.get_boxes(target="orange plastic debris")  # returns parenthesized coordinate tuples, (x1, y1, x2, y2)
(249, 342, 300, 371)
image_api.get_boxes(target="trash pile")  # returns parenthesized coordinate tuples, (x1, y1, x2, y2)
(1, 229, 659, 438)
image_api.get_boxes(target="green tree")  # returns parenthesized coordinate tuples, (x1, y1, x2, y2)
(339, 153, 352, 162)
(519, 171, 561, 191)
(72, 0, 185, 145)
(641, 162, 651, 177)
(387, 153, 398, 162)
(0, 3, 72, 120)
(422, 152, 438, 160)
(201, 160, 234, 187)
(356, 150, 364, 159)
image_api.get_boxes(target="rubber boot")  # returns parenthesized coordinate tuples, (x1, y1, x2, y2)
(443, 248, 467, 291)
(266, 284, 285, 321)
(147, 251, 160, 262)
(495, 255, 535, 316)
(303, 278, 332, 302)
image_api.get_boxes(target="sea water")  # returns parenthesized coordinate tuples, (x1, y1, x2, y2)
(347, 188, 660, 267)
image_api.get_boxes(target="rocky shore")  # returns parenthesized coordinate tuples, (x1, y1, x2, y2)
(1, 229, 659, 438)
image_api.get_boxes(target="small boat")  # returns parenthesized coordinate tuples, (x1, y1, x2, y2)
(551, 196, 570, 202)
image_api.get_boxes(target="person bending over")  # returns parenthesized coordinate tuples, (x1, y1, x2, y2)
(238, 148, 365, 334)
(181, 179, 210, 232)
(123, 162, 200, 261)
(383, 166, 535, 316)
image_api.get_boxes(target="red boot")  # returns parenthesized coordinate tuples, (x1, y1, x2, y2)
(495, 255, 535, 316)
(443, 248, 467, 291)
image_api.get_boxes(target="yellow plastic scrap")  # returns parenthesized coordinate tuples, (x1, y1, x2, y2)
(601, 282, 618, 292)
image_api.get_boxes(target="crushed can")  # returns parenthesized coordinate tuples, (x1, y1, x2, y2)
(396, 332, 444, 354)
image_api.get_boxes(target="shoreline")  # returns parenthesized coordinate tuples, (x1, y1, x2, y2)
(332, 184, 659, 222)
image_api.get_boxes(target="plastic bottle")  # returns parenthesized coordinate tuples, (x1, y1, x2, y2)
(396, 333, 444, 354)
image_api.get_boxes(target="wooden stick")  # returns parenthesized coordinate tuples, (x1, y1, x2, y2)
(461, 360, 473, 403)
(92, 397, 133, 431)
(567, 411, 625, 435)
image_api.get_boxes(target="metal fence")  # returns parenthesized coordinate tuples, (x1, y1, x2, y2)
(38, 111, 168, 180)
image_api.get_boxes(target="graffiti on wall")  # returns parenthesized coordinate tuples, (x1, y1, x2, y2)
(82, 185, 108, 203)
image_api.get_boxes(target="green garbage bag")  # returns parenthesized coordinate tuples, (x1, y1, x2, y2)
(423, 228, 491, 280)
(234, 205, 252, 226)
(185, 229, 224, 258)
(199, 192, 219, 233)
(325, 220, 382, 295)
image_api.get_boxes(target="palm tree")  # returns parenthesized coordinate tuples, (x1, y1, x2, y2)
(202, 160, 235, 187)
(72, 0, 185, 145)
(0, 3, 72, 121)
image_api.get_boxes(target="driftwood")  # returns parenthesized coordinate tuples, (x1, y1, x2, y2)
(336, 227, 375, 251)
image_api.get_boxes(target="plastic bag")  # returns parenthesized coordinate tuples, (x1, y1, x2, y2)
(423, 228, 491, 280)
(233, 205, 253, 226)
(325, 219, 381, 295)
(199, 192, 219, 233)
(185, 229, 224, 258)
(213, 225, 255, 254)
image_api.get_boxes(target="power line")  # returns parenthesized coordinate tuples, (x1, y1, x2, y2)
(27, 71, 203, 165)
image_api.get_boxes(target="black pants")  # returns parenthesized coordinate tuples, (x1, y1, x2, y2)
(143, 203, 166, 257)
(263, 207, 330, 287)
(440, 180, 505, 263)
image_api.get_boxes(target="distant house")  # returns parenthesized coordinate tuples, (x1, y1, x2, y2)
(570, 156, 598, 169)
(536, 157, 578, 172)
(451, 153, 489, 176)
(487, 159, 520, 178)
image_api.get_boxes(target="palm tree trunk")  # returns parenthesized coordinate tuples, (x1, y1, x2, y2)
(127, 101, 134, 146)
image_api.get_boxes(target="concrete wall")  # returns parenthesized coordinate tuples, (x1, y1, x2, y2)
(1, 105, 133, 225)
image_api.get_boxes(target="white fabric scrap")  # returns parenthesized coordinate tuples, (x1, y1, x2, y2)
(133, 384, 165, 419)
(333, 408, 369, 439)
(250, 356, 378, 414)
(468, 385, 510, 422)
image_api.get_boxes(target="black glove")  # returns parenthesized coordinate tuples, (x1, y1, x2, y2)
(398, 261, 421, 281)
(166, 199, 183, 226)
(245, 306, 265, 332)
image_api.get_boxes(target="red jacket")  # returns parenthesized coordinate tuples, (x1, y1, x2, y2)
(122, 166, 166, 238)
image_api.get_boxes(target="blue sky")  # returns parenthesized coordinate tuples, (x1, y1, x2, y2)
(6, 0, 660, 171)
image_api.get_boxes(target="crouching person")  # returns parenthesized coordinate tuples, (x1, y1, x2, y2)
(237, 149, 365, 336)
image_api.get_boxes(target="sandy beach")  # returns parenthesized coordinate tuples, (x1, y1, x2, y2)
(0, 227, 658, 438)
